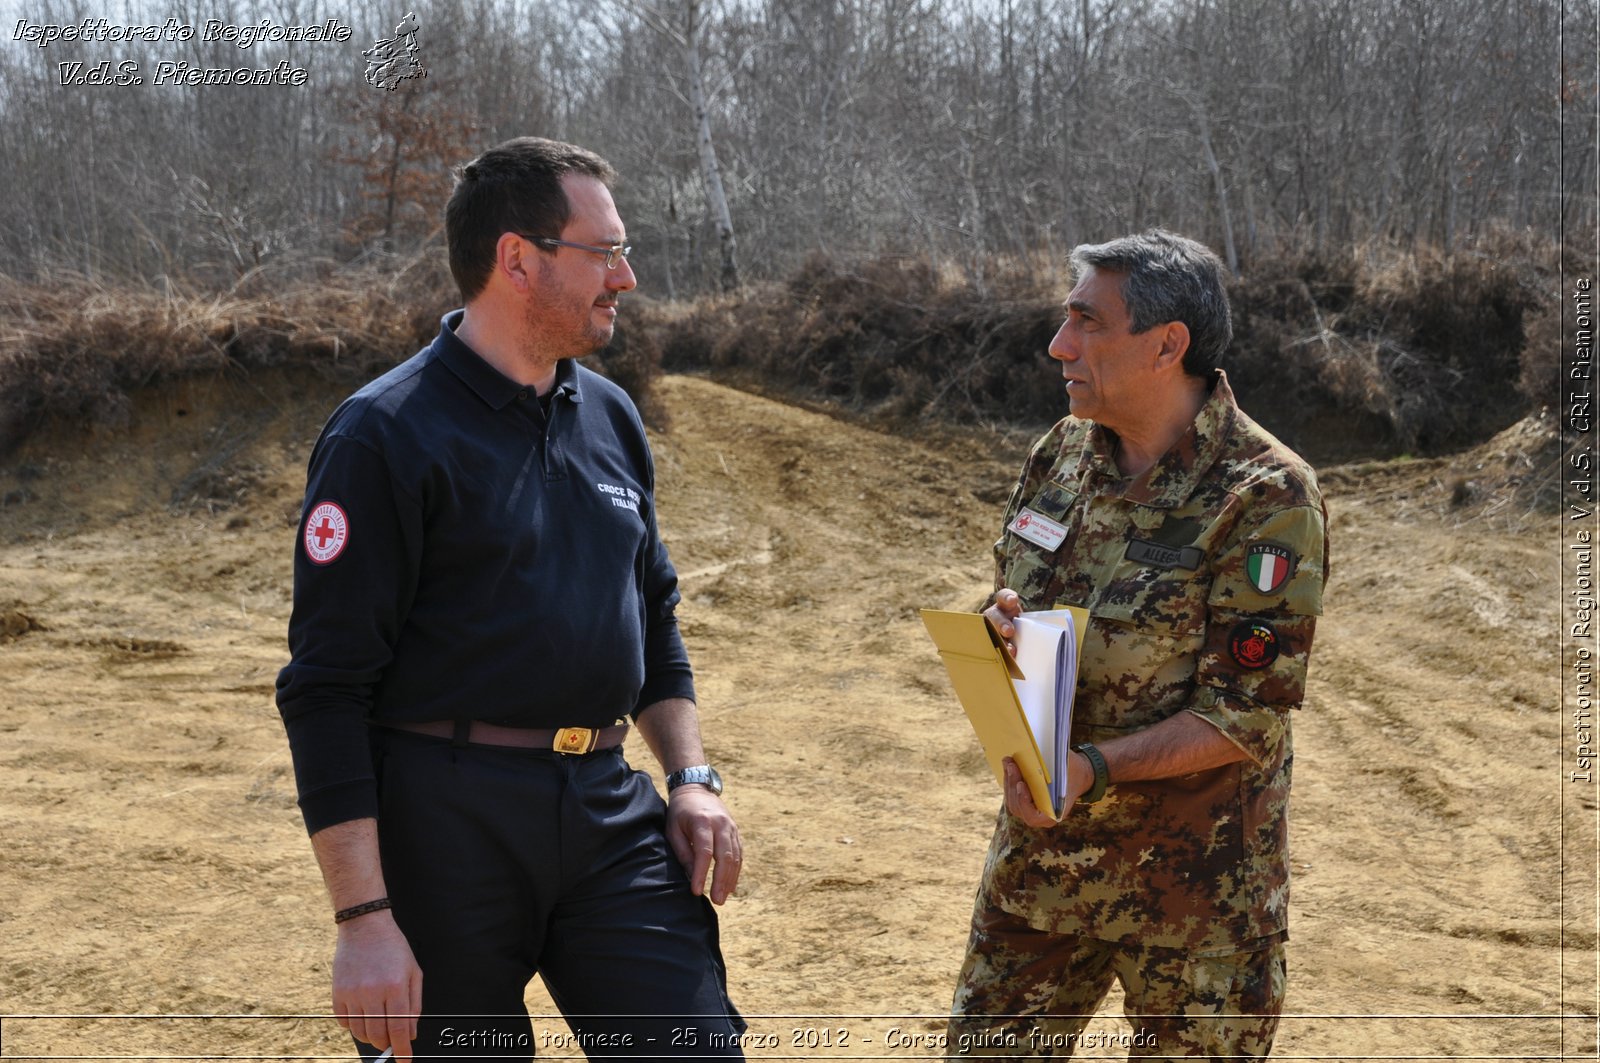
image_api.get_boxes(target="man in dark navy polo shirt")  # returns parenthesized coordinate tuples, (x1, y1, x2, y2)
(276, 138, 745, 1061)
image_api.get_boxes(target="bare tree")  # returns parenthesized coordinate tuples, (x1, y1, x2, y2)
(619, 0, 742, 291)
(0, 0, 1580, 287)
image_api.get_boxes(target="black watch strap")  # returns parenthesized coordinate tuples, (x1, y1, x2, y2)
(1072, 742, 1110, 803)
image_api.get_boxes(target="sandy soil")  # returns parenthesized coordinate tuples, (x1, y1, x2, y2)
(0, 369, 1594, 1060)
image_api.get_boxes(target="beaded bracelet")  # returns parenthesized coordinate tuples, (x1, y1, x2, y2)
(333, 897, 392, 924)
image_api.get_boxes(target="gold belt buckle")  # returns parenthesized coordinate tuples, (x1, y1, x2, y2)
(552, 726, 598, 755)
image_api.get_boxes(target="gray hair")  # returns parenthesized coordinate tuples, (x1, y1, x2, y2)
(1069, 229, 1232, 376)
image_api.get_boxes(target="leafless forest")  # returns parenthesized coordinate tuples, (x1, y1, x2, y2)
(0, 0, 1592, 291)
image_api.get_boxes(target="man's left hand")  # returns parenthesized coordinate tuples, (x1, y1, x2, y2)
(666, 787, 742, 904)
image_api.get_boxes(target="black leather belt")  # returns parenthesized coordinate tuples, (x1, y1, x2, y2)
(384, 719, 628, 754)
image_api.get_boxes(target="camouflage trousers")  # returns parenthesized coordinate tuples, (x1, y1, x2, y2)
(947, 904, 1285, 1060)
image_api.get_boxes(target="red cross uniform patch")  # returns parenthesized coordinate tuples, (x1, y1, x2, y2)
(303, 500, 349, 565)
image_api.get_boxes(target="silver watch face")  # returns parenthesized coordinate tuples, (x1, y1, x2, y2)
(670, 765, 723, 796)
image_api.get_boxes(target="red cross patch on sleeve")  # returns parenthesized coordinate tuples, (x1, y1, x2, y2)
(303, 500, 350, 565)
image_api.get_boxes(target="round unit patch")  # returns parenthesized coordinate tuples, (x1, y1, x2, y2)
(303, 500, 350, 565)
(1227, 619, 1281, 670)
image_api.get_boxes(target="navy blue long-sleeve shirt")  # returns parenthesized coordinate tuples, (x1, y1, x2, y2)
(275, 311, 695, 835)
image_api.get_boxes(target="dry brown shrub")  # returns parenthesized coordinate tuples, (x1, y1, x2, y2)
(0, 252, 667, 453)
(1228, 235, 1553, 460)
(642, 253, 1065, 429)
(1518, 300, 1563, 407)
(2, 238, 1555, 465)
(634, 239, 1555, 465)
(1513, 234, 1590, 409)
(598, 301, 671, 431)
(0, 262, 442, 454)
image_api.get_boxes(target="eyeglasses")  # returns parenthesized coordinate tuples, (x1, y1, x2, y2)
(520, 235, 632, 270)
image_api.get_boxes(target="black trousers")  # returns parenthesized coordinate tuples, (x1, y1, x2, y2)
(358, 730, 745, 1061)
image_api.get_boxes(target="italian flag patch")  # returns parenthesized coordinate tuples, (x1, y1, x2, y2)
(1246, 543, 1295, 594)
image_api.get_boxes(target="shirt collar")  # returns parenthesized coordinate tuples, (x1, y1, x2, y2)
(1083, 369, 1237, 509)
(431, 309, 585, 411)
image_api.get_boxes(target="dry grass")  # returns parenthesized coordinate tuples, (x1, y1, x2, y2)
(642, 253, 1067, 429)
(634, 238, 1558, 466)
(0, 236, 1563, 472)
(1204, 233, 1554, 461)
(0, 258, 447, 454)
(0, 253, 668, 455)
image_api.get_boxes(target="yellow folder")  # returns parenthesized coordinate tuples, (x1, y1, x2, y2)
(920, 605, 1090, 819)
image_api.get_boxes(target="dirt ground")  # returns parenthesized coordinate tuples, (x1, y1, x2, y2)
(0, 369, 1594, 1060)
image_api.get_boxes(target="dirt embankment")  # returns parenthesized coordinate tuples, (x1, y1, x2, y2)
(0, 369, 1592, 1059)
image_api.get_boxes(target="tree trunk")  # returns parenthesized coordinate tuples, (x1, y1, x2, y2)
(684, 0, 741, 291)
(381, 90, 418, 255)
(1194, 107, 1238, 274)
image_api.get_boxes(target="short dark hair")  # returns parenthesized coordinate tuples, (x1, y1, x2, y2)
(1068, 229, 1233, 376)
(445, 137, 617, 301)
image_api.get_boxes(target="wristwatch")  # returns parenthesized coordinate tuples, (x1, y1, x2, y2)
(665, 764, 723, 796)
(1071, 743, 1110, 803)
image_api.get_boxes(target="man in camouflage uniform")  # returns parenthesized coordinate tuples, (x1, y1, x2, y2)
(948, 230, 1328, 1060)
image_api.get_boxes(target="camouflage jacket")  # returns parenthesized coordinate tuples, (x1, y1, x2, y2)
(979, 371, 1328, 949)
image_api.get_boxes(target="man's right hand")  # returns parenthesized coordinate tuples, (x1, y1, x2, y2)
(332, 911, 421, 1059)
(1001, 756, 1060, 827)
(984, 588, 1025, 657)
